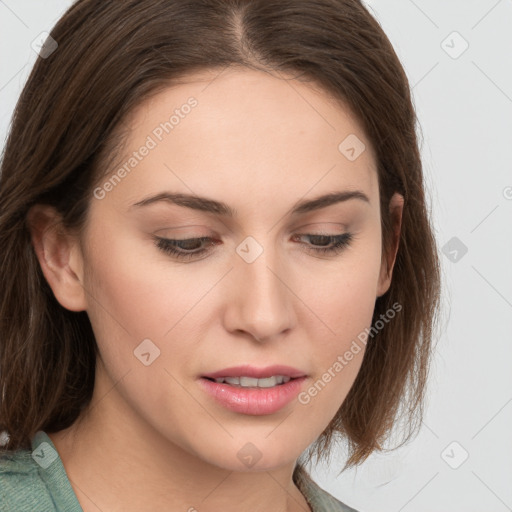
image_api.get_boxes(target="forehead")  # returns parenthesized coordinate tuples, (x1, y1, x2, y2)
(98, 68, 378, 216)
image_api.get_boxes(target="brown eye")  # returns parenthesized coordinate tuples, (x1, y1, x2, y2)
(292, 233, 353, 255)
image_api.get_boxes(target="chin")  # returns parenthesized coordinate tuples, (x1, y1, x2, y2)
(189, 438, 301, 473)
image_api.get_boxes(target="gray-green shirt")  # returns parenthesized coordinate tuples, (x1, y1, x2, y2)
(0, 431, 359, 512)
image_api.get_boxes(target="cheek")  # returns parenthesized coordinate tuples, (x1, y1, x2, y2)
(309, 234, 382, 346)
(298, 236, 382, 415)
(81, 223, 198, 366)
(309, 273, 374, 380)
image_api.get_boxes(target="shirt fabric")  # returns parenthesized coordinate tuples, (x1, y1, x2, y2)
(0, 430, 360, 512)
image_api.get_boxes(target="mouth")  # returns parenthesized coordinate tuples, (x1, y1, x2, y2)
(201, 364, 307, 385)
(198, 365, 308, 415)
(202, 375, 295, 388)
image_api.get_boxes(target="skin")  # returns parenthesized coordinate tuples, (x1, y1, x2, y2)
(28, 67, 403, 512)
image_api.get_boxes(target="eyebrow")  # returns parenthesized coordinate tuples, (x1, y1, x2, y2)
(130, 190, 370, 216)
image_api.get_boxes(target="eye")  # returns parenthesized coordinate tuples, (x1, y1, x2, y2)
(153, 232, 353, 261)
(153, 236, 217, 261)
(292, 233, 353, 256)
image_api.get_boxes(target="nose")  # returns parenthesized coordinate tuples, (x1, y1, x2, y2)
(223, 237, 296, 343)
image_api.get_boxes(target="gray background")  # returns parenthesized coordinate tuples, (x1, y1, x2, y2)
(1, 1, 511, 511)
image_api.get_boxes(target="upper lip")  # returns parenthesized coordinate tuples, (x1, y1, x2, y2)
(202, 365, 307, 379)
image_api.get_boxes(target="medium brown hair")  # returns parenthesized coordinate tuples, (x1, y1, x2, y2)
(0, 0, 441, 476)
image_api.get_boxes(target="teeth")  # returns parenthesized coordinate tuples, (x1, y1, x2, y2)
(212, 375, 292, 388)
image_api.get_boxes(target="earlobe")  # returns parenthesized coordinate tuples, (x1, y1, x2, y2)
(376, 192, 404, 298)
(26, 204, 88, 312)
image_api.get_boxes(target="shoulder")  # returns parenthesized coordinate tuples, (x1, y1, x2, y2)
(305, 479, 361, 512)
(0, 449, 57, 512)
(296, 469, 360, 512)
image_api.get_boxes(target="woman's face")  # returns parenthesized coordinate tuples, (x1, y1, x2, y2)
(68, 68, 400, 471)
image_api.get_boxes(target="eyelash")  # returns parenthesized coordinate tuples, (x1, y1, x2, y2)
(153, 233, 353, 261)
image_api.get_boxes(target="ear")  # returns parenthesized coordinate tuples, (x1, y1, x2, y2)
(26, 204, 88, 312)
(376, 192, 404, 298)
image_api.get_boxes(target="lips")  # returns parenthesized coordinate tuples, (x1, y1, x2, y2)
(199, 375, 308, 415)
(199, 364, 308, 414)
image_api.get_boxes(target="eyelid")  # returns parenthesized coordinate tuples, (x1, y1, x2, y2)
(293, 221, 349, 231)
(154, 225, 212, 235)
(154, 221, 349, 237)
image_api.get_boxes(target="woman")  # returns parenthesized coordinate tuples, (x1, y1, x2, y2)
(0, 1, 441, 511)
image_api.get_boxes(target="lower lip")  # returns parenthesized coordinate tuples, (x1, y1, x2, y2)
(198, 377, 307, 415)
